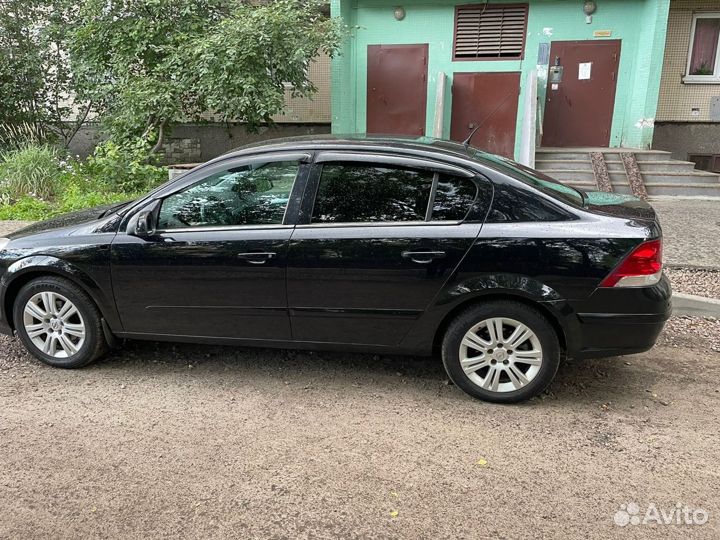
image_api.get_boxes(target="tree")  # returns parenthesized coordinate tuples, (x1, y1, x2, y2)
(70, 0, 343, 153)
(0, 0, 87, 147)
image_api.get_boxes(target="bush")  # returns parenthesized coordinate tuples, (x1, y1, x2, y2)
(0, 145, 63, 201)
(82, 139, 167, 193)
(0, 141, 166, 221)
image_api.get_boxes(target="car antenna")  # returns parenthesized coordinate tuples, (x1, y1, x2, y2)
(462, 124, 482, 148)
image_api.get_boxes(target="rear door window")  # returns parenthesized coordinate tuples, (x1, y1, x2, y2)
(311, 162, 478, 224)
(312, 163, 432, 223)
(431, 176, 478, 221)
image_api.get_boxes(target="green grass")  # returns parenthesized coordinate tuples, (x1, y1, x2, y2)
(0, 145, 63, 201)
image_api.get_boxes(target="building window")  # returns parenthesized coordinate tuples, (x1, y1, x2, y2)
(688, 154, 720, 173)
(685, 13, 720, 83)
(453, 4, 528, 61)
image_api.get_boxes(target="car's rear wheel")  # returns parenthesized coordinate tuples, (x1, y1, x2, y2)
(13, 276, 108, 368)
(442, 301, 561, 403)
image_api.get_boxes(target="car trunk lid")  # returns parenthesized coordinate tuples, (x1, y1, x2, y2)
(581, 191, 657, 224)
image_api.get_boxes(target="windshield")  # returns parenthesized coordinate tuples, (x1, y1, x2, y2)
(470, 150, 585, 207)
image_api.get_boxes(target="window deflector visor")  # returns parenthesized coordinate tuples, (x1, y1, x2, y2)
(315, 152, 474, 178)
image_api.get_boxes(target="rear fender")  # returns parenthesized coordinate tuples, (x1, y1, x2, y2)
(400, 274, 581, 355)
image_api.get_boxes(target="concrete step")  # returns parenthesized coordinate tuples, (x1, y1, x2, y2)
(540, 170, 596, 182)
(538, 160, 706, 176)
(644, 183, 720, 197)
(540, 168, 720, 186)
(535, 159, 593, 171)
(603, 160, 699, 174)
(561, 180, 720, 197)
(641, 172, 720, 185)
(535, 151, 591, 161)
(639, 161, 701, 173)
(537, 148, 674, 162)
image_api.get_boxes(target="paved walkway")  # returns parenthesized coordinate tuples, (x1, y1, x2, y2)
(650, 198, 720, 268)
(1, 198, 718, 267)
(0, 220, 32, 237)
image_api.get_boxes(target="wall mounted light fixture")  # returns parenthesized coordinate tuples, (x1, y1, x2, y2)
(583, 1, 597, 15)
(394, 6, 406, 20)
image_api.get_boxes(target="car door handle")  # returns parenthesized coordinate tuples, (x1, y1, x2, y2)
(401, 251, 446, 264)
(237, 252, 277, 264)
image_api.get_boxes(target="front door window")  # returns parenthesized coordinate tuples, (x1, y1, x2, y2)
(158, 160, 300, 229)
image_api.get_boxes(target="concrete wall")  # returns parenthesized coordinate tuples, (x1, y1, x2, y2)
(653, 122, 720, 159)
(68, 122, 331, 164)
(331, 0, 671, 156)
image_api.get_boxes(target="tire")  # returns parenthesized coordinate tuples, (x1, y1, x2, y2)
(13, 276, 109, 368)
(442, 301, 561, 403)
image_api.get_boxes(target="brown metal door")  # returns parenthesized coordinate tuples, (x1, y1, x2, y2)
(450, 72, 520, 158)
(367, 44, 428, 136)
(542, 40, 621, 147)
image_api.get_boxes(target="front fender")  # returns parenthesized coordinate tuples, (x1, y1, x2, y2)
(0, 255, 122, 332)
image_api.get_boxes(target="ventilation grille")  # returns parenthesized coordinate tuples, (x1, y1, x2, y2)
(453, 4, 528, 60)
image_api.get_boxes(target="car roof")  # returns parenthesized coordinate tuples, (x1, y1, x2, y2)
(222, 133, 495, 164)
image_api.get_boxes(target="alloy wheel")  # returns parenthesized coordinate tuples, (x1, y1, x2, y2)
(459, 317, 543, 393)
(22, 292, 86, 358)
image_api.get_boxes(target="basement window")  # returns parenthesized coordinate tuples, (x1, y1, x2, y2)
(688, 154, 720, 173)
(453, 3, 528, 61)
(684, 13, 720, 83)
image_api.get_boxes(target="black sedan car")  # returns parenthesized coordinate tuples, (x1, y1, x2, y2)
(0, 135, 671, 402)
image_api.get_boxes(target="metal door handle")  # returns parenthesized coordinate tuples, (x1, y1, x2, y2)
(401, 250, 446, 264)
(237, 252, 277, 264)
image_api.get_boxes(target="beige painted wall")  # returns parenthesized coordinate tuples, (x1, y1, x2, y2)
(272, 52, 331, 123)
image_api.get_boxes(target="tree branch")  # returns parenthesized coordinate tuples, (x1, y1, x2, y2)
(149, 121, 165, 155)
(63, 101, 93, 149)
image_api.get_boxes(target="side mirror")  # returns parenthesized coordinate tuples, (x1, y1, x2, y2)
(134, 210, 155, 237)
(127, 203, 159, 237)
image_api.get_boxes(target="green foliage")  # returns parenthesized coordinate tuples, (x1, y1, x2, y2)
(0, 145, 64, 201)
(70, 0, 343, 145)
(0, 196, 51, 221)
(0, 143, 165, 221)
(0, 122, 49, 152)
(82, 139, 168, 193)
(0, 0, 85, 145)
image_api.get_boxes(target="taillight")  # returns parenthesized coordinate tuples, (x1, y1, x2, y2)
(599, 239, 663, 288)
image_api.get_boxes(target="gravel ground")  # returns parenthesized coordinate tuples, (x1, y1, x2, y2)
(1, 320, 720, 539)
(661, 316, 720, 352)
(1, 207, 720, 538)
(665, 268, 720, 300)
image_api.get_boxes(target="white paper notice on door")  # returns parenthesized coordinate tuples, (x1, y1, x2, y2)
(579, 62, 592, 80)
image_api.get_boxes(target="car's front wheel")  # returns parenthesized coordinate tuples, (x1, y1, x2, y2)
(442, 301, 561, 403)
(13, 276, 108, 368)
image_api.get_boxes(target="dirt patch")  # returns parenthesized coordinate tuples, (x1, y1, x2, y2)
(1, 319, 719, 538)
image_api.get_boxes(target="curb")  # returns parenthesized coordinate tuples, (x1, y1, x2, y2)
(672, 293, 720, 318)
(666, 264, 720, 272)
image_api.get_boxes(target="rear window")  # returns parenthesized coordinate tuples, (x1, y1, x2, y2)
(472, 151, 584, 207)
